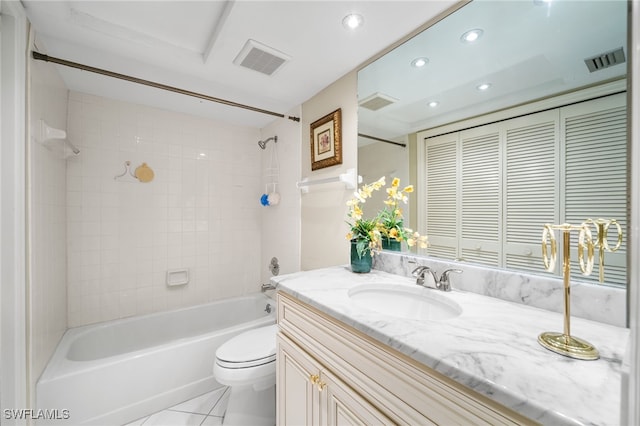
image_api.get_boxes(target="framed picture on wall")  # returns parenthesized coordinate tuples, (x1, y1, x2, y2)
(310, 108, 342, 170)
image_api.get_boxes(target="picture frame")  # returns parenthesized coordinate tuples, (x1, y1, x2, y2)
(310, 108, 342, 170)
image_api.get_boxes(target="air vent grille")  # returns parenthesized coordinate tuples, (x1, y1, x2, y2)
(233, 39, 290, 76)
(359, 92, 398, 111)
(584, 47, 625, 73)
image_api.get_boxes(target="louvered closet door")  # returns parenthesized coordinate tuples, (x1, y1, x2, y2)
(561, 93, 627, 286)
(504, 110, 559, 273)
(424, 133, 459, 260)
(459, 124, 501, 266)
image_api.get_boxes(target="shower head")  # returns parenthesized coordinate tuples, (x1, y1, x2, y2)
(258, 136, 278, 149)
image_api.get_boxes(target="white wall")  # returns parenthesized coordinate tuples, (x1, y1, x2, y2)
(1, 0, 30, 416)
(357, 139, 410, 223)
(27, 38, 69, 396)
(259, 108, 302, 283)
(66, 92, 262, 326)
(300, 71, 358, 270)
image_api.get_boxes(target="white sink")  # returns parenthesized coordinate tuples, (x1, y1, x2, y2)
(348, 283, 462, 321)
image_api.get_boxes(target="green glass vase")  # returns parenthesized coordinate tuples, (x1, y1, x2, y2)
(350, 240, 372, 273)
(381, 237, 401, 251)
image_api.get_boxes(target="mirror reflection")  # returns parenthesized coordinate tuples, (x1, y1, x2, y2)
(357, 0, 628, 287)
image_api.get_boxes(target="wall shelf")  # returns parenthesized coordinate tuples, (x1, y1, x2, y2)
(38, 119, 79, 158)
(296, 168, 361, 193)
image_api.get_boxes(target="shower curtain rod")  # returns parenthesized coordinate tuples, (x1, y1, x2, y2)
(32, 51, 301, 123)
(358, 133, 406, 147)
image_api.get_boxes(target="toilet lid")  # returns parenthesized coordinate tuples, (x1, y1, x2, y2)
(216, 324, 278, 368)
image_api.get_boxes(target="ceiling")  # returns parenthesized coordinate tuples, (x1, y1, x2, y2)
(357, 0, 628, 142)
(23, 0, 458, 129)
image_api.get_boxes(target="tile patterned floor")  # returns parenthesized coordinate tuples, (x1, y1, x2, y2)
(124, 387, 229, 426)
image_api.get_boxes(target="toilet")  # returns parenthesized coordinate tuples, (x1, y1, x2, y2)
(213, 324, 278, 426)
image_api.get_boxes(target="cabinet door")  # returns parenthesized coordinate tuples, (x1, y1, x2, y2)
(277, 333, 321, 426)
(321, 368, 396, 426)
(278, 332, 396, 426)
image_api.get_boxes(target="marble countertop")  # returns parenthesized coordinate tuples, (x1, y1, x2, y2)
(272, 266, 629, 426)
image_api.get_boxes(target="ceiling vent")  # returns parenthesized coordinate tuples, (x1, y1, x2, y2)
(359, 92, 398, 111)
(233, 39, 290, 76)
(584, 47, 625, 73)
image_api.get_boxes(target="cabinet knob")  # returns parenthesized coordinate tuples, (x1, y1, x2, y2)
(309, 374, 326, 391)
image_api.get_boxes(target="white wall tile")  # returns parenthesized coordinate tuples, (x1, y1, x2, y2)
(259, 107, 302, 283)
(28, 53, 69, 391)
(67, 92, 261, 326)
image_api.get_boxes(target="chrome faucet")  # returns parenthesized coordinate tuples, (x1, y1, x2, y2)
(411, 266, 462, 292)
(412, 266, 438, 289)
(438, 269, 462, 292)
(261, 282, 276, 292)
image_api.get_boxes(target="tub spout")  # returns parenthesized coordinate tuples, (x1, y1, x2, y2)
(261, 282, 276, 292)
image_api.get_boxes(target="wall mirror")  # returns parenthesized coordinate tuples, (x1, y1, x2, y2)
(357, 0, 628, 287)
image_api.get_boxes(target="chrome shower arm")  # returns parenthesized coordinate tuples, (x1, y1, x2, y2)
(258, 136, 278, 149)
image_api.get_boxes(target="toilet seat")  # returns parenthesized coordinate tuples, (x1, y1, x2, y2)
(215, 324, 278, 369)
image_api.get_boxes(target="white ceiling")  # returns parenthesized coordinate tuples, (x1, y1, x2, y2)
(23, 0, 458, 129)
(358, 0, 628, 142)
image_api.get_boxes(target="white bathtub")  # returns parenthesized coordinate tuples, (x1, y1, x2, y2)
(36, 293, 276, 425)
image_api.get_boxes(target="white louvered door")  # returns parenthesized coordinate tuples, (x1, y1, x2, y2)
(417, 92, 627, 286)
(423, 133, 458, 259)
(459, 125, 501, 266)
(561, 93, 627, 286)
(503, 110, 559, 273)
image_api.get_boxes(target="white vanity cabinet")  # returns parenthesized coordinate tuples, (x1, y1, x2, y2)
(276, 291, 537, 426)
(278, 333, 394, 425)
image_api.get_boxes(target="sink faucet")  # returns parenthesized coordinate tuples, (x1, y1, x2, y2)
(411, 266, 438, 289)
(439, 269, 462, 292)
(411, 266, 462, 292)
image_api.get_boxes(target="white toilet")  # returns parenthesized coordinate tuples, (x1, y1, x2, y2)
(213, 324, 278, 426)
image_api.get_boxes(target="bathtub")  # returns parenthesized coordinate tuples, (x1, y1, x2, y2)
(36, 293, 276, 425)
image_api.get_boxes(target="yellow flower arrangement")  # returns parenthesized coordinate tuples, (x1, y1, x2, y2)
(377, 177, 428, 249)
(346, 176, 386, 259)
(346, 176, 428, 260)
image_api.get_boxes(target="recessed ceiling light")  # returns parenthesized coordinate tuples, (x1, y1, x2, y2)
(476, 83, 491, 91)
(428, 101, 439, 108)
(460, 28, 484, 43)
(411, 57, 429, 68)
(342, 14, 364, 30)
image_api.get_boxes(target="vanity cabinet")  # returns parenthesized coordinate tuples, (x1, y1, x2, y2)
(278, 333, 393, 425)
(276, 291, 537, 426)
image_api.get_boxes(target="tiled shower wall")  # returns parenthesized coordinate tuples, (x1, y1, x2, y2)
(29, 49, 68, 390)
(66, 92, 262, 327)
(259, 110, 302, 282)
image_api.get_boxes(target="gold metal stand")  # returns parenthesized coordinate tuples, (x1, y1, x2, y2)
(583, 218, 623, 282)
(540, 223, 598, 360)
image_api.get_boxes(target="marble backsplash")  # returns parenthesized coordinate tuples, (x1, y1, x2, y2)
(373, 251, 626, 327)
